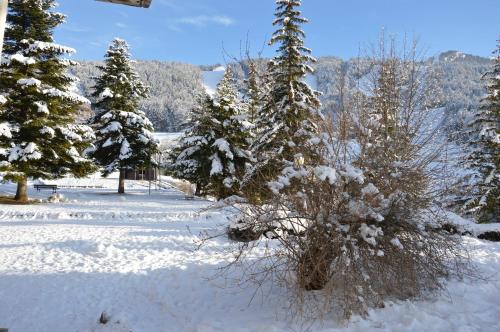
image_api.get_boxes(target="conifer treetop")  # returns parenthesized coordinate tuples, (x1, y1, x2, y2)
(245, 0, 322, 201)
(270, 0, 316, 80)
(254, 0, 321, 150)
(4, 0, 66, 54)
(266, 0, 321, 121)
(93, 39, 149, 112)
(214, 67, 238, 106)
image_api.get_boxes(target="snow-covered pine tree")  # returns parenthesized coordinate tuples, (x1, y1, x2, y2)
(90, 39, 158, 194)
(169, 93, 215, 196)
(247, 0, 322, 201)
(463, 39, 500, 222)
(207, 68, 251, 199)
(171, 68, 251, 199)
(0, 0, 95, 202)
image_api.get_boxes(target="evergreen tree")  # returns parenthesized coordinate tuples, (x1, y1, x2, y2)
(244, 62, 263, 124)
(171, 68, 251, 199)
(0, 0, 95, 202)
(359, 58, 410, 184)
(169, 93, 214, 196)
(463, 39, 500, 222)
(248, 0, 322, 201)
(90, 39, 158, 194)
(207, 68, 251, 199)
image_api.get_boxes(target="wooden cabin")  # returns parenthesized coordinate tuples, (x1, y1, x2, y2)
(125, 168, 158, 181)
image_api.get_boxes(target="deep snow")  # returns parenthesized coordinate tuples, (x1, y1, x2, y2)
(0, 176, 499, 332)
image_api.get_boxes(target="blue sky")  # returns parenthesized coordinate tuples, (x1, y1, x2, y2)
(54, 0, 500, 64)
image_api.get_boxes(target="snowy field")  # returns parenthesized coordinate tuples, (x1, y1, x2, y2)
(0, 176, 499, 332)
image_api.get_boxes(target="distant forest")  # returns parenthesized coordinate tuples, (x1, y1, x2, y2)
(71, 51, 491, 133)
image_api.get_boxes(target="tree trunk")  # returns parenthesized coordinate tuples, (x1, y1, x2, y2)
(297, 239, 333, 291)
(15, 177, 28, 202)
(118, 169, 126, 194)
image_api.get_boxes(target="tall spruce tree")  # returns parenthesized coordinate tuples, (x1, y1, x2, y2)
(0, 0, 95, 202)
(248, 0, 322, 201)
(464, 39, 500, 222)
(90, 39, 158, 194)
(171, 68, 251, 199)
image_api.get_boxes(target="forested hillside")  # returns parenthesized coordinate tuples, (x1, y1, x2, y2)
(70, 61, 205, 132)
(71, 51, 491, 133)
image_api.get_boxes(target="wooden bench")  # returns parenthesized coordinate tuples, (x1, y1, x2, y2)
(34, 184, 58, 193)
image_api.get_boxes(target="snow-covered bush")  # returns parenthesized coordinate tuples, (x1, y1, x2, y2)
(229, 144, 466, 318)
(47, 193, 66, 203)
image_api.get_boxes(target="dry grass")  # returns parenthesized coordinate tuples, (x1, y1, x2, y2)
(169, 179, 195, 197)
(0, 195, 40, 205)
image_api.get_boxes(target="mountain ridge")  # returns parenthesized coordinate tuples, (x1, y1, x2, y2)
(71, 51, 491, 133)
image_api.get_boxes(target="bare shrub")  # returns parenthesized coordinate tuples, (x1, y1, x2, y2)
(162, 176, 196, 196)
(176, 180, 196, 197)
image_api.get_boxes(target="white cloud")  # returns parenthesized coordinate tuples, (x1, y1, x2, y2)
(175, 15, 235, 27)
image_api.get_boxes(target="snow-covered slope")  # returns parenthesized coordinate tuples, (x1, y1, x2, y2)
(304, 73, 318, 91)
(202, 66, 318, 96)
(202, 66, 225, 95)
(154, 132, 183, 151)
(0, 177, 499, 331)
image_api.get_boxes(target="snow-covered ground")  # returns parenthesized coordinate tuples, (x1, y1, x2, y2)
(0, 176, 499, 332)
